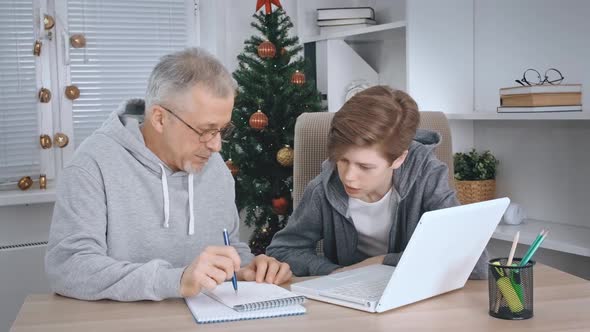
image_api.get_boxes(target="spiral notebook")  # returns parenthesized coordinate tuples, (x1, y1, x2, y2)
(185, 282, 306, 324)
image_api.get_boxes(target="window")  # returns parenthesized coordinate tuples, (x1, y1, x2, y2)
(0, 0, 41, 186)
(0, 0, 198, 193)
(63, 0, 197, 148)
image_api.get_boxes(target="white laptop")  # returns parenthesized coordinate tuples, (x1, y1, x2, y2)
(290, 197, 510, 313)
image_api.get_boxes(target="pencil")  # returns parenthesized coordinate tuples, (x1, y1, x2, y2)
(506, 231, 520, 266)
(520, 231, 549, 266)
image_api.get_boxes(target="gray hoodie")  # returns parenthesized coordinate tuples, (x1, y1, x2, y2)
(45, 99, 253, 301)
(267, 129, 488, 279)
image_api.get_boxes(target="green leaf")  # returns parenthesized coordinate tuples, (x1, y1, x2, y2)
(453, 148, 498, 180)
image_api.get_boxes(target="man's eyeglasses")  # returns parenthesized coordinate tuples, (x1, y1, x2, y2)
(158, 105, 235, 143)
(515, 68, 564, 87)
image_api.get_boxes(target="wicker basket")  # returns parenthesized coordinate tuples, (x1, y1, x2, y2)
(455, 179, 496, 205)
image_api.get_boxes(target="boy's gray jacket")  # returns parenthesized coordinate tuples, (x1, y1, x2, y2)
(45, 99, 253, 301)
(267, 129, 488, 279)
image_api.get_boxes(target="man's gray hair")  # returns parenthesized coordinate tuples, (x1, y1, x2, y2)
(145, 47, 236, 112)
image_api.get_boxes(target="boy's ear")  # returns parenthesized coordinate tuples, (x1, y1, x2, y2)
(390, 150, 408, 170)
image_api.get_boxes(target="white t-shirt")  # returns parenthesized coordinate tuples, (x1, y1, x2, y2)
(348, 188, 396, 257)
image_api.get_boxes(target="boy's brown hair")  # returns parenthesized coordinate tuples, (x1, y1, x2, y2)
(328, 86, 420, 163)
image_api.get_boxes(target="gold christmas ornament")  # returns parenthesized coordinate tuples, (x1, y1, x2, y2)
(39, 174, 47, 190)
(70, 34, 86, 48)
(225, 159, 239, 177)
(44, 15, 55, 30)
(39, 134, 52, 149)
(257, 40, 276, 59)
(18, 176, 33, 191)
(38, 88, 51, 103)
(54, 133, 69, 148)
(249, 110, 269, 130)
(33, 40, 42, 56)
(291, 70, 306, 85)
(276, 145, 294, 167)
(65, 85, 80, 100)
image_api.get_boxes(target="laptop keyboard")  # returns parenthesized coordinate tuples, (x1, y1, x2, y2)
(323, 278, 389, 301)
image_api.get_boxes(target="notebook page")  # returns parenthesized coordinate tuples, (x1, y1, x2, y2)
(185, 293, 306, 324)
(205, 282, 302, 308)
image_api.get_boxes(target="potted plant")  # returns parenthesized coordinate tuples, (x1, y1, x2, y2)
(453, 149, 499, 205)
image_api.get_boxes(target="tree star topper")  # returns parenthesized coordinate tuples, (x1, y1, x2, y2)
(256, 0, 282, 14)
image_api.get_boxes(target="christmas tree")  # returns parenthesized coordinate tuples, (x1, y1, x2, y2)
(222, 1, 323, 255)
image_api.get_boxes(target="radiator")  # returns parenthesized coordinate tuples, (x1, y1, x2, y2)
(0, 242, 51, 332)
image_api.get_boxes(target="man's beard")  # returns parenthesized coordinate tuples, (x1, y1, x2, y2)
(183, 160, 201, 174)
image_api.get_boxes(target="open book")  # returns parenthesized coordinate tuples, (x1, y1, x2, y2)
(185, 282, 306, 324)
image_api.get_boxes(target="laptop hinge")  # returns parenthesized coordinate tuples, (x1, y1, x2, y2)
(318, 291, 374, 308)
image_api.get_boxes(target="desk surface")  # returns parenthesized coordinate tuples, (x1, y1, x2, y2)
(11, 264, 590, 332)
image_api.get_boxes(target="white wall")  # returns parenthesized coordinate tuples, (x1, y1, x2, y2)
(407, 0, 475, 115)
(0, 204, 53, 332)
(0, 204, 53, 245)
(472, 0, 590, 229)
(474, 0, 590, 112)
(200, 0, 299, 74)
(474, 121, 590, 228)
(406, 0, 475, 153)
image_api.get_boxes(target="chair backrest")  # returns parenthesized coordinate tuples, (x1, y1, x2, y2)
(292, 111, 454, 209)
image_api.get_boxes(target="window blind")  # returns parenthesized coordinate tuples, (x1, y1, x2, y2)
(67, 0, 194, 147)
(0, 0, 40, 184)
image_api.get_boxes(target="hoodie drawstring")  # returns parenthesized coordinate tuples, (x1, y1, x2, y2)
(159, 164, 170, 229)
(188, 173, 195, 235)
(159, 164, 195, 235)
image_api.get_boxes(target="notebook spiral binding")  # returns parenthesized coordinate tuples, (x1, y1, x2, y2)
(201, 311, 305, 324)
(234, 296, 306, 312)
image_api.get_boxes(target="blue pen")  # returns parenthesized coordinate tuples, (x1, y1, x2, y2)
(223, 228, 238, 294)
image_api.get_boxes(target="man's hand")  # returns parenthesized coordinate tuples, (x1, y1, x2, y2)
(180, 246, 241, 297)
(236, 254, 292, 285)
(330, 255, 385, 274)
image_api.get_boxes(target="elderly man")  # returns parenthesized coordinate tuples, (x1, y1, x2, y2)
(45, 48, 292, 301)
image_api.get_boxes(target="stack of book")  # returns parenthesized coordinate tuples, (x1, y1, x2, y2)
(317, 7, 376, 35)
(497, 84, 583, 113)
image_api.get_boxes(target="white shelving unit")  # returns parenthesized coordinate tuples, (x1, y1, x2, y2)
(296, 0, 408, 113)
(303, 18, 407, 112)
(300, 21, 406, 43)
(493, 219, 590, 258)
(447, 112, 590, 121)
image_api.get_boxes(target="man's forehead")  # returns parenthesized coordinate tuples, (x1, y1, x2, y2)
(180, 106, 232, 128)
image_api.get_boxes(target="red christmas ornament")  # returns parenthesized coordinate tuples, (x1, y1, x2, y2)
(272, 197, 289, 215)
(257, 40, 276, 59)
(249, 110, 269, 130)
(255, 0, 282, 14)
(291, 70, 305, 85)
(225, 159, 239, 177)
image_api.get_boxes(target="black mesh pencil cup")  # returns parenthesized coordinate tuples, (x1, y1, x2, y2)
(488, 258, 535, 320)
